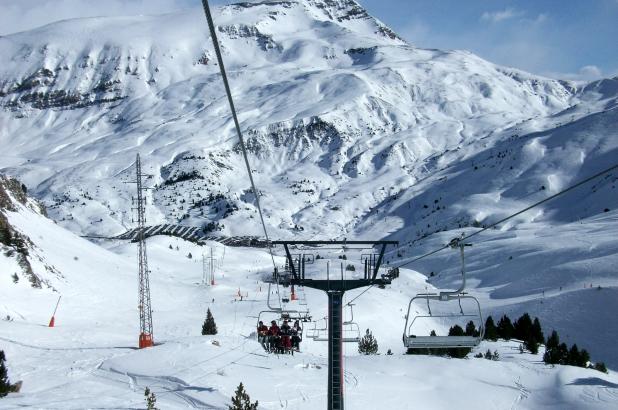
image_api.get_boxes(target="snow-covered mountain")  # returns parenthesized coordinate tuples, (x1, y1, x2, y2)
(1, 1, 617, 407)
(3, 0, 614, 241)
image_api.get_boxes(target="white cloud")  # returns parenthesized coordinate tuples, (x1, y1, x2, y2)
(480, 8, 523, 23)
(544, 65, 610, 83)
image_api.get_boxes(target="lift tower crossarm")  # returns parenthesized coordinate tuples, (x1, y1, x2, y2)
(272, 240, 397, 282)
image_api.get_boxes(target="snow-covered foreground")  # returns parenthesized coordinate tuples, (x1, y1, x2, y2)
(1, 201, 617, 409)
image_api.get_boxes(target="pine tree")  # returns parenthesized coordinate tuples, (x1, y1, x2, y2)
(578, 349, 590, 368)
(532, 317, 544, 344)
(202, 308, 218, 335)
(447, 325, 471, 358)
(546, 330, 560, 350)
(513, 313, 533, 342)
(358, 329, 379, 355)
(484, 316, 498, 341)
(465, 321, 479, 337)
(497, 315, 514, 340)
(229, 382, 258, 410)
(567, 344, 580, 366)
(557, 343, 569, 365)
(524, 338, 539, 354)
(144, 387, 158, 410)
(0, 350, 11, 398)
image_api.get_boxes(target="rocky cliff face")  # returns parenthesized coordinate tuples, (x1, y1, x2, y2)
(0, 175, 50, 288)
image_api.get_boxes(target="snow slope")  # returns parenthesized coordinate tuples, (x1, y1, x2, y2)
(1, 195, 617, 409)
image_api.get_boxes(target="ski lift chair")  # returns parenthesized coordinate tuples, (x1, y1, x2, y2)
(308, 306, 361, 343)
(402, 240, 484, 349)
(307, 317, 328, 341)
(342, 304, 361, 343)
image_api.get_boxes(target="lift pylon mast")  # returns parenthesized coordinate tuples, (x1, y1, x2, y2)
(133, 153, 154, 348)
(273, 240, 398, 410)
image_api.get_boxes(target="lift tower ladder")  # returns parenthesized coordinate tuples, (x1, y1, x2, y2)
(272, 240, 398, 410)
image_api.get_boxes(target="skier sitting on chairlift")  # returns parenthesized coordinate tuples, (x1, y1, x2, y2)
(292, 320, 302, 351)
(257, 321, 269, 350)
(280, 320, 292, 353)
(268, 320, 280, 352)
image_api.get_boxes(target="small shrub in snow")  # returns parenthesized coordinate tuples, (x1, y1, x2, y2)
(11, 273, 18, 283)
(594, 362, 608, 374)
(229, 382, 258, 410)
(0, 350, 11, 397)
(474, 352, 483, 358)
(358, 329, 379, 355)
(144, 387, 158, 410)
(345, 264, 355, 271)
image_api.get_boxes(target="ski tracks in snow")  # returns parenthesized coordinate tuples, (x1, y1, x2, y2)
(510, 376, 530, 409)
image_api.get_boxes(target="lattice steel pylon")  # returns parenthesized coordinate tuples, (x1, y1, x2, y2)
(133, 154, 154, 348)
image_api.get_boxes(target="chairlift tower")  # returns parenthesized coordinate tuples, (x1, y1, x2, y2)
(272, 240, 398, 410)
(132, 154, 154, 348)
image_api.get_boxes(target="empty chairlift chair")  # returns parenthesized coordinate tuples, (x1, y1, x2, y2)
(342, 304, 361, 343)
(403, 239, 484, 349)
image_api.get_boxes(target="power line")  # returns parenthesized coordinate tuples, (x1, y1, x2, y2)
(395, 162, 618, 270)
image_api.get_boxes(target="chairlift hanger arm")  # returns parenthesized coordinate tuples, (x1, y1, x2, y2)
(282, 244, 298, 279)
(372, 243, 387, 280)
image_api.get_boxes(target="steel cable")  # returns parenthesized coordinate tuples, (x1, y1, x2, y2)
(200, 0, 282, 310)
(395, 162, 618, 270)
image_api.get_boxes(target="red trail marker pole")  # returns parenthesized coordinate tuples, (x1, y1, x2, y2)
(48, 295, 62, 327)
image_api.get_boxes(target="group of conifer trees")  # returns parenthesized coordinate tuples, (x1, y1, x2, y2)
(407, 312, 608, 373)
(484, 313, 607, 372)
(483, 313, 544, 354)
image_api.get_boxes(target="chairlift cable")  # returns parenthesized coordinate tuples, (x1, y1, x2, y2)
(346, 284, 375, 306)
(394, 162, 618, 270)
(199, 0, 277, 268)
(200, 0, 281, 310)
(346, 162, 618, 308)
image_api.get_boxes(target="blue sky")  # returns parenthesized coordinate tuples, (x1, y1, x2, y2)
(1, 0, 616, 81)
